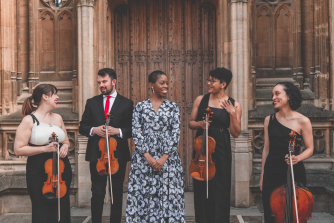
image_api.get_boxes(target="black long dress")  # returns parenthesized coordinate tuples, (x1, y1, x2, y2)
(193, 94, 234, 223)
(262, 114, 306, 223)
(26, 114, 72, 223)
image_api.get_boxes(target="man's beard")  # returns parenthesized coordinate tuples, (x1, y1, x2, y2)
(101, 85, 113, 95)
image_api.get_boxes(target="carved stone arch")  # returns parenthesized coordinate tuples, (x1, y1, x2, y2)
(58, 9, 73, 20)
(108, 0, 128, 12)
(201, 0, 218, 9)
(255, 4, 272, 69)
(114, 3, 130, 14)
(40, 0, 72, 9)
(256, 5, 271, 17)
(274, 4, 292, 69)
(40, 10, 55, 20)
(274, 4, 291, 18)
(200, 2, 216, 11)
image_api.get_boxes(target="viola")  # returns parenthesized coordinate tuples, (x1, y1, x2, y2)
(189, 107, 216, 198)
(270, 130, 314, 223)
(42, 132, 67, 222)
(96, 113, 119, 204)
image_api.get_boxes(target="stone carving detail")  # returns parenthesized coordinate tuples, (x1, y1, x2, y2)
(255, 0, 292, 9)
(313, 129, 326, 155)
(76, 0, 95, 7)
(169, 51, 181, 64)
(7, 133, 16, 157)
(41, 11, 55, 20)
(41, 0, 72, 10)
(186, 51, 197, 64)
(134, 51, 146, 61)
(67, 132, 76, 157)
(118, 51, 130, 63)
(151, 51, 163, 62)
(202, 51, 214, 63)
(186, 102, 194, 113)
(252, 130, 264, 156)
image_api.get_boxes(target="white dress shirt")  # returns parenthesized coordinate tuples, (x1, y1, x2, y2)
(89, 91, 123, 138)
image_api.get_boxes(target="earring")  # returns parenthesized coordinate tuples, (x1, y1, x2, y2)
(151, 87, 154, 93)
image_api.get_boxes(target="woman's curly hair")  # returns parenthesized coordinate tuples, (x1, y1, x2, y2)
(275, 82, 302, 111)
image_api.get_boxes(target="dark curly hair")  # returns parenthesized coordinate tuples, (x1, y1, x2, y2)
(148, 70, 166, 83)
(275, 82, 302, 110)
(209, 67, 232, 89)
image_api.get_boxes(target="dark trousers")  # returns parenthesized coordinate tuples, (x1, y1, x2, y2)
(90, 162, 127, 223)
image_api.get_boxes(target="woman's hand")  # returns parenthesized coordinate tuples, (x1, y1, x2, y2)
(44, 142, 58, 153)
(285, 154, 300, 165)
(143, 153, 159, 170)
(59, 144, 69, 158)
(220, 100, 236, 114)
(198, 120, 211, 130)
(259, 175, 263, 191)
(155, 154, 169, 171)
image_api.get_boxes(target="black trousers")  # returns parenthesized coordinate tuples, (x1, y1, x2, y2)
(90, 162, 127, 223)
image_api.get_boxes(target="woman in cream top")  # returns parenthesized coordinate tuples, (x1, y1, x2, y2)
(14, 84, 72, 223)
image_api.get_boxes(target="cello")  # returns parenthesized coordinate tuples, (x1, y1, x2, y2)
(96, 113, 119, 204)
(270, 130, 314, 223)
(189, 107, 216, 198)
(42, 132, 67, 222)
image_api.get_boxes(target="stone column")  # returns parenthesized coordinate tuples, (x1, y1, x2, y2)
(28, 0, 38, 93)
(0, 0, 17, 114)
(331, 0, 334, 111)
(76, 0, 95, 207)
(230, 0, 252, 207)
(16, 0, 29, 96)
(293, 0, 304, 89)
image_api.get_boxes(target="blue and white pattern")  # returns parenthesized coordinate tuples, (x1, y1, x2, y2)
(125, 99, 185, 223)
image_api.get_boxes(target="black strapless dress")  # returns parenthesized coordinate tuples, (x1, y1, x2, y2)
(26, 115, 72, 223)
(262, 114, 306, 223)
(193, 94, 234, 223)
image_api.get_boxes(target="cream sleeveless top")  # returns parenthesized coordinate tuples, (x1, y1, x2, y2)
(29, 122, 65, 145)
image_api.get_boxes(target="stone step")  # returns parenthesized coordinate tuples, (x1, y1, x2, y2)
(256, 77, 298, 89)
(39, 81, 73, 94)
(17, 92, 73, 108)
(256, 88, 315, 106)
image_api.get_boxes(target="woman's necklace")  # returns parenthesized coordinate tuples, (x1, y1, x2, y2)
(35, 112, 52, 127)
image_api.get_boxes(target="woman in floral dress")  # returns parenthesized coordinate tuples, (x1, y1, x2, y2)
(126, 70, 185, 223)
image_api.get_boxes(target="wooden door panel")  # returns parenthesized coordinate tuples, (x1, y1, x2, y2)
(115, 0, 216, 191)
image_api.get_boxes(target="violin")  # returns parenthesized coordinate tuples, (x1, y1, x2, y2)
(270, 130, 314, 223)
(42, 132, 67, 222)
(96, 113, 119, 204)
(189, 107, 216, 198)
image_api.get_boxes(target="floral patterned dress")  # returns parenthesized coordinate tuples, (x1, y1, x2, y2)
(125, 99, 185, 223)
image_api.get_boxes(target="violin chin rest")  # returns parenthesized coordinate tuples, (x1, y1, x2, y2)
(43, 192, 57, 200)
(191, 172, 204, 181)
(98, 170, 108, 176)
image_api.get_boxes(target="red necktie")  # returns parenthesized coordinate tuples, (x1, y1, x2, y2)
(104, 96, 111, 119)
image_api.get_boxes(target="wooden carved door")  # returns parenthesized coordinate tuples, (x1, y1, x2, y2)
(115, 0, 216, 191)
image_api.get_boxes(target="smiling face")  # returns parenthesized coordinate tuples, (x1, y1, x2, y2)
(43, 92, 59, 110)
(97, 74, 116, 96)
(150, 74, 168, 97)
(207, 76, 226, 94)
(272, 84, 289, 109)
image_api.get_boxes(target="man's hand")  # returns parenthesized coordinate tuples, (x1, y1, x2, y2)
(92, 125, 106, 138)
(104, 126, 120, 136)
